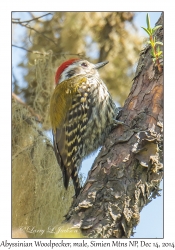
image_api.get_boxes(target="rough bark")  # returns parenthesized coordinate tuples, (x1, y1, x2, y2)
(65, 14, 163, 238)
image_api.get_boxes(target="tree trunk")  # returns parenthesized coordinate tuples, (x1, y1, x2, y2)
(64, 13, 163, 238)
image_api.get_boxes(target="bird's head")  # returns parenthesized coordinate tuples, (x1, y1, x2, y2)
(55, 58, 109, 84)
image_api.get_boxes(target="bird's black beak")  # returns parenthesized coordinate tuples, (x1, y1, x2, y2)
(94, 61, 109, 69)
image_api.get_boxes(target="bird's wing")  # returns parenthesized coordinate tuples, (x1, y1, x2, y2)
(50, 75, 92, 191)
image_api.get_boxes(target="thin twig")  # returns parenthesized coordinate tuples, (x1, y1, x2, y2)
(25, 24, 57, 46)
(12, 44, 33, 53)
(12, 44, 84, 57)
(15, 21, 57, 46)
(12, 15, 57, 46)
(12, 13, 52, 24)
(12, 44, 51, 55)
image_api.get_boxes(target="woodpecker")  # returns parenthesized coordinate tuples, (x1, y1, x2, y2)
(50, 58, 121, 197)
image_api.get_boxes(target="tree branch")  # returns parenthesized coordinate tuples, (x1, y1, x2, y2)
(64, 13, 163, 239)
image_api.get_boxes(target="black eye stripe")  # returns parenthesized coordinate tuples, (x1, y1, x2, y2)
(67, 70, 75, 78)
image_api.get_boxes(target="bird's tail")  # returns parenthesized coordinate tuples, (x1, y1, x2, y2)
(71, 167, 81, 197)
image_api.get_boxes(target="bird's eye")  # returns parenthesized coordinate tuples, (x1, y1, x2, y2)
(81, 62, 87, 67)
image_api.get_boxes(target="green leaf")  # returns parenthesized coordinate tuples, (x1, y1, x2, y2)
(155, 41, 163, 46)
(152, 25, 162, 33)
(156, 46, 163, 57)
(141, 26, 151, 36)
(146, 13, 151, 30)
(157, 51, 163, 57)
